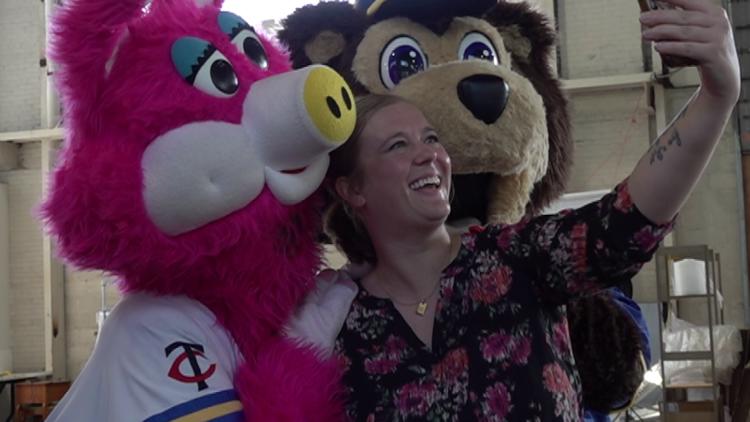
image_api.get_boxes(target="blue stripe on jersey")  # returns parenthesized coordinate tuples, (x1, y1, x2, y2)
(209, 410, 244, 422)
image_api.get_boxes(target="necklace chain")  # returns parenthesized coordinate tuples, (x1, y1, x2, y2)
(380, 277, 442, 316)
(375, 234, 458, 316)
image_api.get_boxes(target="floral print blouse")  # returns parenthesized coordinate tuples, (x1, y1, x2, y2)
(334, 181, 673, 421)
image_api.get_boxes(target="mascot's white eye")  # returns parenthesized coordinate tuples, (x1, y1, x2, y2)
(380, 35, 428, 89)
(172, 36, 239, 98)
(217, 11, 268, 70)
(458, 32, 499, 65)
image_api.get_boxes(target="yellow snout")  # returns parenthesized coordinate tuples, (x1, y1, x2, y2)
(303, 66, 356, 145)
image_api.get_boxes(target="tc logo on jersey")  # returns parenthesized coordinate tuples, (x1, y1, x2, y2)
(165, 342, 217, 391)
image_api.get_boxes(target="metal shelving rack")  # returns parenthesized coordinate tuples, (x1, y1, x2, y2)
(654, 245, 724, 422)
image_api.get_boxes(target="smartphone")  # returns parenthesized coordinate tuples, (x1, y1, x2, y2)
(637, 0, 699, 68)
(638, 0, 678, 12)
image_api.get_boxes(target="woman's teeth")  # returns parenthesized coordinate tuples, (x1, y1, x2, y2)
(409, 176, 441, 190)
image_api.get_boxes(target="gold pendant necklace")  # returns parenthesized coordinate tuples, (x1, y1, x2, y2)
(381, 278, 442, 316)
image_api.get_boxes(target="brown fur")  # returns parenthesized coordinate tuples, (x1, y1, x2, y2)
(568, 291, 646, 411)
(484, 3, 574, 215)
(304, 30, 347, 64)
(279, 0, 572, 224)
(357, 0, 495, 30)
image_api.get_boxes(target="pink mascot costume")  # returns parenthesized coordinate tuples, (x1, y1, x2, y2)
(43, 0, 356, 420)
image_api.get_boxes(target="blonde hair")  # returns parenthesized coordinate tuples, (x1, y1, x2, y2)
(324, 94, 413, 264)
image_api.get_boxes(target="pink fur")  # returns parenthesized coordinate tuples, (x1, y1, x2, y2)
(237, 338, 345, 421)
(43, 0, 344, 419)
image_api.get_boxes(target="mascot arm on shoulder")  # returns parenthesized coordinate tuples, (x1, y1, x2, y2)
(44, 0, 356, 420)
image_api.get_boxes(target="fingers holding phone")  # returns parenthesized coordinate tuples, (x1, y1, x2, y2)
(638, 0, 697, 67)
(638, 0, 740, 104)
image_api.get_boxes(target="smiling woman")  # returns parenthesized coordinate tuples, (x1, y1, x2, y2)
(323, 94, 678, 421)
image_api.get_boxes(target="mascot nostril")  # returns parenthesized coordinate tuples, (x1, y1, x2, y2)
(457, 74, 510, 125)
(326, 96, 342, 118)
(341, 87, 353, 110)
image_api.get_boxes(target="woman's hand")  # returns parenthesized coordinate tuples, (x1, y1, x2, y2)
(640, 0, 740, 106)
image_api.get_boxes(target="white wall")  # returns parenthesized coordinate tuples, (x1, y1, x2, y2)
(0, 0, 44, 131)
(0, 144, 45, 372)
(0, 0, 46, 372)
(566, 88, 652, 192)
(65, 270, 121, 378)
(558, 0, 645, 79)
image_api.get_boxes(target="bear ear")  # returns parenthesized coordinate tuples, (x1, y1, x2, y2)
(483, 1, 556, 70)
(278, 2, 368, 68)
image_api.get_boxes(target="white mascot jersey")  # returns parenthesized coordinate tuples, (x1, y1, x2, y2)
(48, 293, 243, 421)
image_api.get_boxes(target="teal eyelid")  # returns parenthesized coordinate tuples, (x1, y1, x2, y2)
(217, 11, 251, 37)
(171, 36, 212, 81)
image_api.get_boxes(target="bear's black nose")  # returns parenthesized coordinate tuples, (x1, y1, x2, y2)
(457, 75, 510, 125)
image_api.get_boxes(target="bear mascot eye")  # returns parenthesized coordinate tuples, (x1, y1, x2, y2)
(172, 36, 239, 97)
(379, 35, 428, 89)
(458, 32, 498, 65)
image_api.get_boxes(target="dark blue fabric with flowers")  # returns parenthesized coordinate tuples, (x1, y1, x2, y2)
(334, 181, 673, 421)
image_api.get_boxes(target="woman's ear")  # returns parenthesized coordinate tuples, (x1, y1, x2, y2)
(335, 176, 366, 208)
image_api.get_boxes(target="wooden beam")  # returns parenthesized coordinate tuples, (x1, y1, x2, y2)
(561, 72, 654, 94)
(0, 128, 63, 143)
(742, 155, 750, 325)
(41, 139, 66, 380)
(0, 185, 12, 372)
(653, 83, 668, 137)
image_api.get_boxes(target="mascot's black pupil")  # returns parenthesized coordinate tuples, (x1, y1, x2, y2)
(243, 38, 268, 69)
(210, 59, 239, 94)
(464, 42, 495, 62)
(388, 46, 424, 85)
